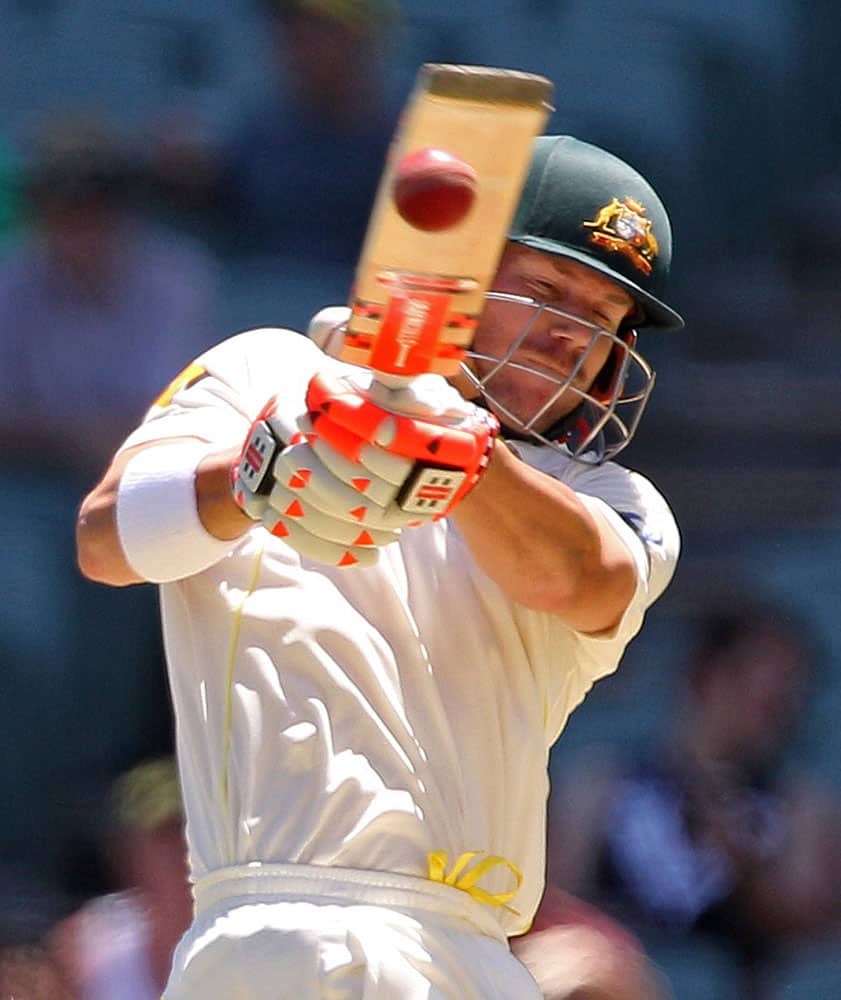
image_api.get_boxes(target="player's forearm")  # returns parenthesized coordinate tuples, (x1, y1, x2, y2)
(77, 447, 146, 586)
(453, 441, 636, 632)
(77, 441, 252, 586)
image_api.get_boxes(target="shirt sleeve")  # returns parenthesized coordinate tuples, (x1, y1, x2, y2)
(576, 466, 681, 609)
(507, 443, 681, 740)
(117, 327, 330, 453)
(571, 461, 680, 665)
(513, 441, 681, 616)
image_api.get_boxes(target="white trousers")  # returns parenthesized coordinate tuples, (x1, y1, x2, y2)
(164, 863, 542, 1000)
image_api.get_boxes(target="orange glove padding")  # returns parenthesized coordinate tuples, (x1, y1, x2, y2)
(305, 372, 499, 519)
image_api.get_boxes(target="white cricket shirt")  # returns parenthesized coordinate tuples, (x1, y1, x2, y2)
(120, 325, 679, 936)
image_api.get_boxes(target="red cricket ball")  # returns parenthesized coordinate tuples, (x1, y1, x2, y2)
(392, 147, 478, 232)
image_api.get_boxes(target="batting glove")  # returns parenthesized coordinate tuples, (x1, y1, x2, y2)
(305, 370, 499, 520)
(231, 395, 405, 568)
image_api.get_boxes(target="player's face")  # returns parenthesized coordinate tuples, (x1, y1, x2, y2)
(460, 244, 635, 434)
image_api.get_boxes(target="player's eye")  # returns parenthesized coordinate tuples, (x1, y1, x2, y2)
(590, 302, 625, 330)
(526, 279, 558, 300)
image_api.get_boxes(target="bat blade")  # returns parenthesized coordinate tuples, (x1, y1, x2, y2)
(341, 64, 554, 379)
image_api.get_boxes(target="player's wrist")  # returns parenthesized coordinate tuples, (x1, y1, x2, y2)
(116, 441, 237, 583)
(196, 447, 256, 539)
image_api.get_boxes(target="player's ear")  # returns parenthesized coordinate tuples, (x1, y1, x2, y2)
(306, 306, 351, 358)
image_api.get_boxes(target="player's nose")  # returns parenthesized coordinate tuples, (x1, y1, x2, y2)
(544, 313, 593, 354)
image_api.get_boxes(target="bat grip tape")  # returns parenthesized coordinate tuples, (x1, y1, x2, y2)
(116, 441, 235, 583)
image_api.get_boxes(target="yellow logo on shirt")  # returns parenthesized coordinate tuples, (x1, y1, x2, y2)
(153, 361, 207, 408)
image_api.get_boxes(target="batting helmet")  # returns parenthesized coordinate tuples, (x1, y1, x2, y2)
(460, 135, 683, 463)
(508, 135, 683, 332)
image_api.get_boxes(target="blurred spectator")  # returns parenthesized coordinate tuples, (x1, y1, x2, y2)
(155, 0, 403, 267)
(511, 883, 672, 1000)
(0, 863, 78, 999)
(548, 597, 841, 986)
(49, 757, 191, 1000)
(0, 110, 221, 477)
(0, 111, 205, 908)
(0, 942, 77, 1000)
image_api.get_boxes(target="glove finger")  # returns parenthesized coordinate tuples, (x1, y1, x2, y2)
(307, 371, 489, 467)
(311, 438, 401, 505)
(268, 480, 400, 547)
(298, 413, 410, 497)
(356, 440, 415, 485)
(305, 409, 416, 487)
(262, 508, 382, 568)
(298, 416, 452, 529)
(371, 411, 485, 466)
(306, 306, 351, 356)
(272, 443, 419, 531)
(366, 373, 475, 422)
(272, 441, 387, 521)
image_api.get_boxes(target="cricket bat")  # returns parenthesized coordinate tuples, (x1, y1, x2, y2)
(340, 63, 554, 382)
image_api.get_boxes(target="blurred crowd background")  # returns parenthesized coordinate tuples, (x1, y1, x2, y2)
(1, 1, 840, 997)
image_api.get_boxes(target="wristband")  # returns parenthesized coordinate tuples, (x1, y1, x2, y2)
(116, 442, 235, 583)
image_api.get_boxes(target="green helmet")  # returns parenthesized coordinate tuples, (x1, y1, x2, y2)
(508, 135, 683, 331)
(459, 135, 682, 463)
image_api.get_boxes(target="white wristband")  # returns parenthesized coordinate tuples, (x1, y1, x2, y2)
(116, 442, 236, 583)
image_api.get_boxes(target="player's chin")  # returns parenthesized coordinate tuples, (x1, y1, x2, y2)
(482, 395, 568, 441)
